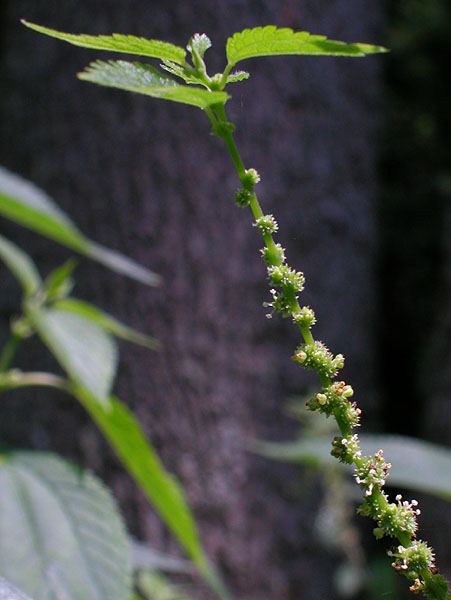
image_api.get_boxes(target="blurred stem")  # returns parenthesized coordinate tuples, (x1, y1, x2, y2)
(0, 370, 71, 394)
(0, 332, 23, 372)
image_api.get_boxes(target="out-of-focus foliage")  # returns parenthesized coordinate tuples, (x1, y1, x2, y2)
(0, 452, 132, 600)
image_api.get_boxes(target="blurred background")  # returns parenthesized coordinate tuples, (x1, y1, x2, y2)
(0, 1, 450, 598)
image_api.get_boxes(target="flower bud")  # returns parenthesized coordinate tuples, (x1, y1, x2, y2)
(242, 168, 261, 187)
(293, 306, 316, 329)
(254, 214, 278, 235)
(261, 243, 285, 266)
(235, 188, 253, 207)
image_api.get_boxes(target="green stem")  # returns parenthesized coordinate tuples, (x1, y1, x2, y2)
(0, 332, 23, 372)
(213, 104, 331, 380)
(422, 569, 451, 600)
(210, 102, 449, 599)
(213, 104, 246, 178)
(218, 63, 234, 90)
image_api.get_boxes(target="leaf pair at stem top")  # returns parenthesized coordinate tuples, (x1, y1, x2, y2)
(21, 21, 388, 109)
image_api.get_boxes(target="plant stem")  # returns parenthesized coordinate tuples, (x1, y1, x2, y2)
(0, 370, 71, 394)
(213, 104, 330, 385)
(0, 332, 23, 372)
(210, 103, 450, 600)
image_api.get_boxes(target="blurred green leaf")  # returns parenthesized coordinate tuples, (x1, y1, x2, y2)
(252, 433, 451, 500)
(22, 21, 187, 65)
(137, 570, 194, 600)
(0, 166, 160, 286)
(31, 308, 118, 408)
(131, 539, 194, 573)
(74, 391, 229, 599)
(0, 234, 41, 296)
(226, 26, 388, 66)
(251, 434, 334, 467)
(44, 259, 77, 301)
(360, 434, 451, 501)
(75, 392, 205, 564)
(54, 298, 159, 350)
(0, 577, 34, 600)
(0, 451, 132, 600)
(78, 61, 230, 109)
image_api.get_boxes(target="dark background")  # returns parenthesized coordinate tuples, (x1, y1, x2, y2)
(0, 1, 450, 599)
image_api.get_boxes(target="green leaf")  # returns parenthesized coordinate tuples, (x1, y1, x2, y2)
(0, 451, 132, 600)
(74, 391, 229, 599)
(0, 166, 160, 286)
(44, 259, 77, 301)
(252, 434, 451, 501)
(0, 577, 34, 600)
(226, 70, 250, 84)
(74, 392, 204, 563)
(31, 308, 118, 408)
(21, 20, 187, 65)
(360, 435, 451, 501)
(0, 577, 31, 600)
(0, 234, 42, 296)
(251, 434, 335, 467)
(131, 540, 193, 574)
(137, 570, 194, 600)
(160, 60, 206, 87)
(187, 33, 212, 59)
(78, 61, 230, 109)
(54, 298, 160, 350)
(226, 26, 388, 66)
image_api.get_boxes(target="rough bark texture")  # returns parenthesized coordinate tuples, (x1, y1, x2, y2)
(3, 2, 448, 600)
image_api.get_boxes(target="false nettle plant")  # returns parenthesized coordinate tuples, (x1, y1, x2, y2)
(0, 20, 448, 600)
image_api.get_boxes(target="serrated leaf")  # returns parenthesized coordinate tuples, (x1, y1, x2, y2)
(54, 298, 160, 350)
(74, 391, 229, 599)
(0, 235, 42, 296)
(226, 26, 388, 66)
(0, 166, 160, 286)
(160, 60, 206, 86)
(187, 33, 211, 59)
(226, 70, 250, 84)
(78, 61, 230, 109)
(252, 434, 451, 501)
(31, 308, 118, 407)
(22, 21, 187, 65)
(0, 451, 132, 600)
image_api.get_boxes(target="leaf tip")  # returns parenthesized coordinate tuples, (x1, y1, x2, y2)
(20, 19, 38, 31)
